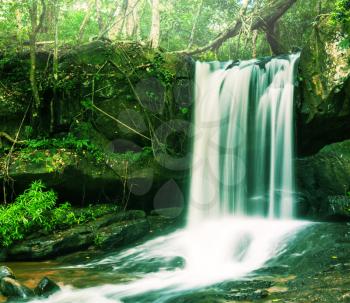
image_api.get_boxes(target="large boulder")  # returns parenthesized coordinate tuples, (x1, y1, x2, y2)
(0, 277, 34, 300)
(1, 210, 149, 261)
(296, 140, 350, 218)
(298, 15, 350, 155)
(0, 266, 15, 280)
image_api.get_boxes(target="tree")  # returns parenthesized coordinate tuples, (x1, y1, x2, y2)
(187, 0, 204, 49)
(149, 0, 160, 48)
(77, 0, 94, 42)
(108, 0, 141, 40)
(174, 0, 297, 55)
(28, 0, 46, 127)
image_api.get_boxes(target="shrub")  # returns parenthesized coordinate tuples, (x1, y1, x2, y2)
(0, 181, 120, 247)
(0, 180, 57, 247)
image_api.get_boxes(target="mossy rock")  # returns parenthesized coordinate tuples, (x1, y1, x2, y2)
(298, 16, 350, 155)
(297, 140, 350, 218)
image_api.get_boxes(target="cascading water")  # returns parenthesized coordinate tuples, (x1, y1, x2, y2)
(29, 54, 309, 303)
(188, 54, 299, 224)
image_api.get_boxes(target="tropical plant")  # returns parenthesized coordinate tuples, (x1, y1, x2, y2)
(0, 180, 57, 246)
(0, 180, 119, 247)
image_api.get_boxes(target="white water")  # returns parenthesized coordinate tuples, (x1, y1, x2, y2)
(188, 54, 299, 223)
(31, 54, 308, 303)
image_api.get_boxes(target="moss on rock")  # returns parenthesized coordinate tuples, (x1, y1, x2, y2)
(298, 16, 350, 155)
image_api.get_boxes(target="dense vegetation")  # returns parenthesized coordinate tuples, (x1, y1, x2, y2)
(0, 180, 118, 247)
(0, 0, 348, 59)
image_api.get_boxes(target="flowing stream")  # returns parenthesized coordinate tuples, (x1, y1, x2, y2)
(28, 54, 311, 303)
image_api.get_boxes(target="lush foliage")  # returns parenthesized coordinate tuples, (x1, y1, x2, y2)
(331, 0, 350, 24)
(0, 180, 57, 246)
(111, 146, 153, 163)
(0, 181, 118, 247)
(17, 133, 105, 165)
(0, 0, 346, 60)
(330, 0, 350, 49)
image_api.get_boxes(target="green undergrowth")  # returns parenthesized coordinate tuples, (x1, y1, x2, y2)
(330, 0, 350, 49)
(0, 180, 119, 247)
(22, 133, 106, 164)
(110, 146, 153, 163)
(1, 133, 155, 171)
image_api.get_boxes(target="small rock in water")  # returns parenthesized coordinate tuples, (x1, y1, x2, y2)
(341, 292, 350, 302)
(35, 277, 61, 297)
(0, 277, 34, 300)
(0, 266, 15, 280)
(252, 289, 269, 299)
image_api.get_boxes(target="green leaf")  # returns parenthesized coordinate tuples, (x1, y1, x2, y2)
(180, 107, 189, 114)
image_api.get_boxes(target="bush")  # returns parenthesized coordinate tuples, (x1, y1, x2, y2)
(0, 181, 120, 247)
(0, 180, 57, 247)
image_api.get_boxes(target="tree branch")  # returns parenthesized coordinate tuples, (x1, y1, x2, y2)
(173, 0, 297, 55)
(0, 132, 26, 145)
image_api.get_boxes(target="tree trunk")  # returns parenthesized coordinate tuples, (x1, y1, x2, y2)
(41, 0, 54, 33)
(125, 0, 140, 38)
(77, 0, 94, 43)
(252, 30, 258, 58)
(28, 0, 46, 130)
(265, 22, 284, 55)
(29, 1, 40, 126)
(149, 0, 160, 48)
(15, 9, 23, 41)
(108, 0, 128, 40)
(95, 0, 104, 32)
(187, 0, 204, 49)
(174, 0, 297, 55)
(51, 0, 59, 133)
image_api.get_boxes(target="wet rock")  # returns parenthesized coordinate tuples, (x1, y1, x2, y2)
(0, 266, 15, 280)
(218, 280, 272, 291)
(34, 277, 61, 297)
(328, 196, 350, 218)
(296, 140, 350, 218)
(6, 224, 95, 261)
(342, 292, 350, 303)
(217, 280, 271, 301)
(0, 277, 34, 300)
(165, 280, 271, 303)
(164, 291, 225, 303)
(150, 207, 184, 218)
(96, 218, 150, 249)
(226, 289, 269, 301)
(4, 211, 149, 261)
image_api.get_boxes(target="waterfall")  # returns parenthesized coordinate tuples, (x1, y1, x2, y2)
(33, 54, 308, 303)
(188, 54, 300, 225)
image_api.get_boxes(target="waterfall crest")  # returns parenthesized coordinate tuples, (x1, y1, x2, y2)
(188, 54, 300, 225)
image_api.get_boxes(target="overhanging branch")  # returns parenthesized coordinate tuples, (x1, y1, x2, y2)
(172, 0, 297, 56)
